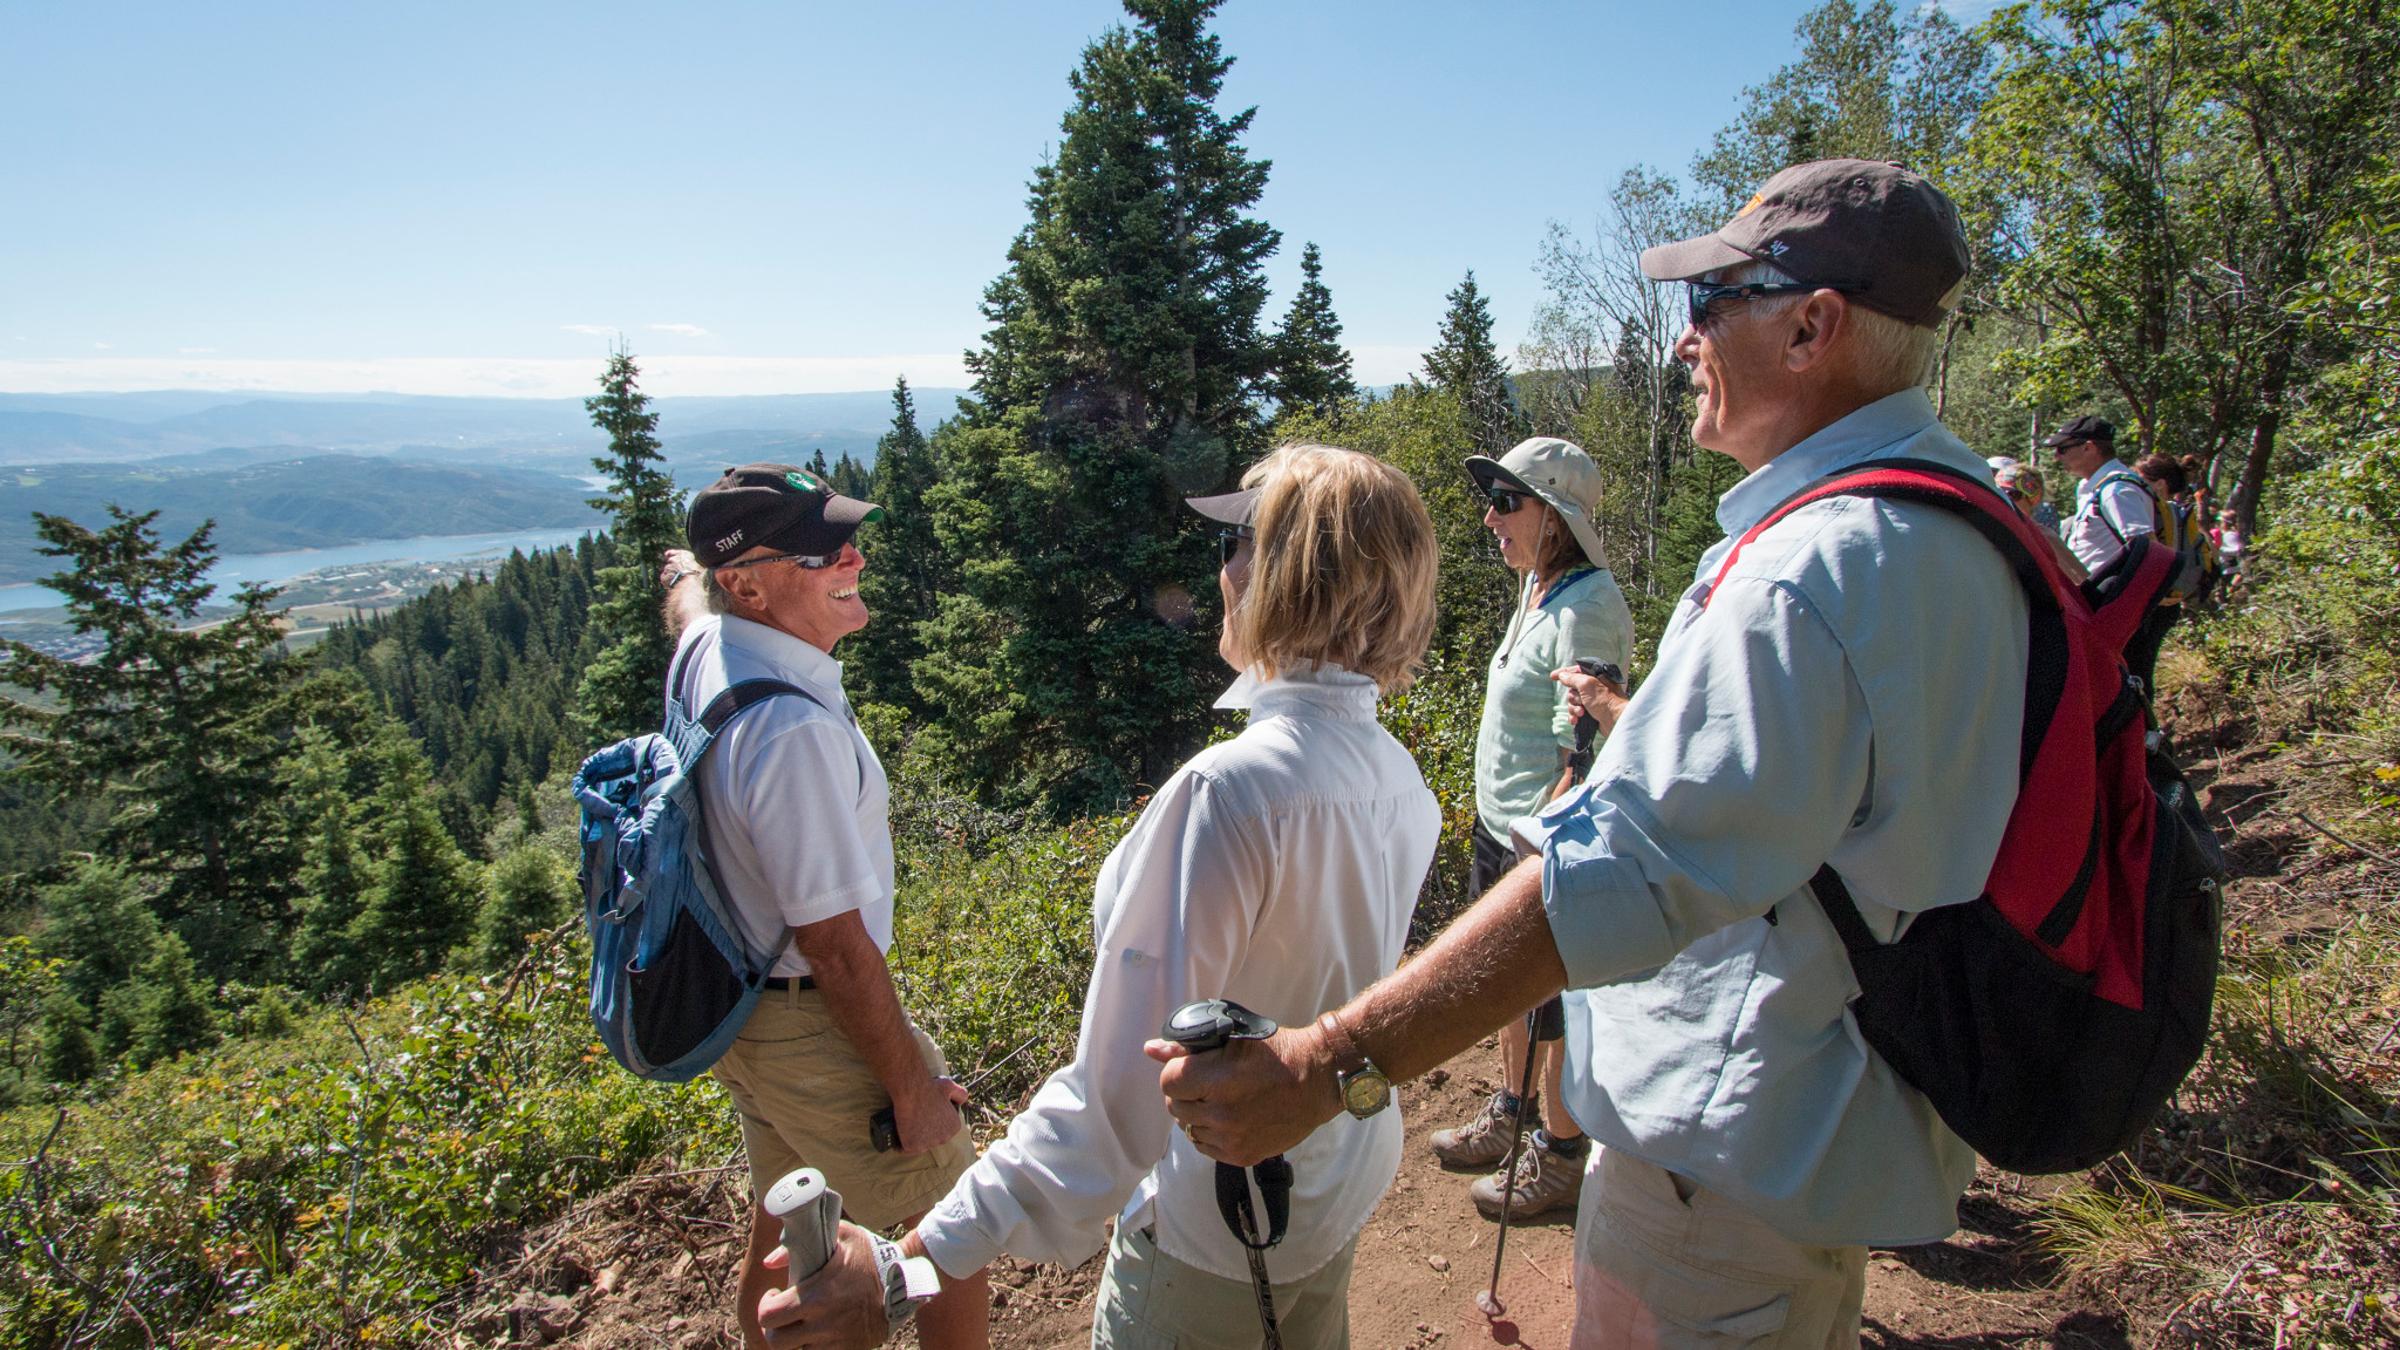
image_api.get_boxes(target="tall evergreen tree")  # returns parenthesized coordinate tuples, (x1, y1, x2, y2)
(0, 511, 298, 975)
(118, 932, 218, 1069)
(575, 347, 685, 741)
(349, 743, 482, 990)
(851, 378, 951, 713)
(36, 991, 97, 1084)
(921, 0, 1280, 807)
(284, 727, 377, 996)
(472, 844, 574, 973)
(1268, 242, 1359, 422)
(34, 859, 159, 1017)
(1424, 271, 1526, 455)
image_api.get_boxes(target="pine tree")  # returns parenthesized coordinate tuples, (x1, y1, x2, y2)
(1424, 271, 1526, 455)
(0, 510, 301, 975)
(349, 744, 482, 989)
(472, 844, 574, 972)
(1268, 243, 1358, 422)
(34, 859, 160, 1015)
(120, 933, 218, 1068)
(37, 992, 97, 1084)
(575, 347, 686, 741)
(851, 378, 951, 713)
(287, 728, 377, 997)
(921, 0, 1280, 807)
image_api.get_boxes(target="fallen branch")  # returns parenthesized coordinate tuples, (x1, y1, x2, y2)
(2291, 810, 2399, 868)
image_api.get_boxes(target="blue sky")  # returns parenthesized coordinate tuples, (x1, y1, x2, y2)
(0, 1, 1968, 398)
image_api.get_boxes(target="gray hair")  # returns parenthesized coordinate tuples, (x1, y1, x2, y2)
(1717, 260, 1942, 396)
(701, 567, 732, 615)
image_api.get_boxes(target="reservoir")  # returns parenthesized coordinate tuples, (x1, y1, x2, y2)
(0, 525, 600, 616)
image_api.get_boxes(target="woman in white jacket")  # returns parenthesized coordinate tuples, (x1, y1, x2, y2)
(763, 443, 1441, 1349)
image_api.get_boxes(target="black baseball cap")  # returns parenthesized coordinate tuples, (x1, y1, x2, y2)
(1640, 158, 1969, 328)
(2039, 415, 2116, 449)
(687, 462, 882, 567)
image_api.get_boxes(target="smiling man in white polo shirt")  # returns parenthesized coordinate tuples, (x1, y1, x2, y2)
(664, 463, 988, 1350)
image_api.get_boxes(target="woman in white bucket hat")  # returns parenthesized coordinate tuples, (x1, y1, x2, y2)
(1429, 435, 1634, 1224)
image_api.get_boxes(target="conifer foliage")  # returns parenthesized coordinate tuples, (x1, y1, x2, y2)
(851, 377, 950, 713)
(918, 0, 1280, 808)
(575, 347, 685, 741)
(1269, 242, 1360, 422)
(0, 509, 300, 975)
(1424, 271, 1527, 455)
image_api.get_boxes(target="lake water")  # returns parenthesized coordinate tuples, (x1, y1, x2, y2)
(0, 525, 601, 615)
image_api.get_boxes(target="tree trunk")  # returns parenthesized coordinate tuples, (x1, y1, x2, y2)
(2234, 345, 2293, 539)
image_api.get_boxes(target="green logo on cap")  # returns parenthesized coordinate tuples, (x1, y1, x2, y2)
(785, 470, 822, 494)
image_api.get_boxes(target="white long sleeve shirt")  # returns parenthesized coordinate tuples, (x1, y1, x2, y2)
(917, 665, 1439, 1285)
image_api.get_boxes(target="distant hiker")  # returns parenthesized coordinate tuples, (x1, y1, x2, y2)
(660, 463, 988, 1350)
(1989, 454, 2062, 536)
(760, 443, 1441, 1350)
(1431, 436, 1632, 1222)
(1157, 160, 2025, 1348)
(1991, 458, 2085, 580)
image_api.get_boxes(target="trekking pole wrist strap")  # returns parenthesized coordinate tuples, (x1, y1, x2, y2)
(870, 1233, 942, 1326)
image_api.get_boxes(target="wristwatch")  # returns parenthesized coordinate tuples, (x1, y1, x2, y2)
(1316, 1011, 1391, 1119)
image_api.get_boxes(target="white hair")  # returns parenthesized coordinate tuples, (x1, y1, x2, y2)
(1717, 259, 1942, 395)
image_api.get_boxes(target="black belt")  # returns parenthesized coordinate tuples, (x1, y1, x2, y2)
(762, 976, 817, 991)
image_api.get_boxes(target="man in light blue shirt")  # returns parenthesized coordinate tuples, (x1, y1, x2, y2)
(1159, 160, 2021, 1347)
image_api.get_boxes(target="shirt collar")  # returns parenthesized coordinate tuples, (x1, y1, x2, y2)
(717, 614, 846, 695)
(1715, 388, 1968, 540)
(1213, 663, 1381, 721)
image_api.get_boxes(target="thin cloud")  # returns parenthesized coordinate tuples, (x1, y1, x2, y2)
(560, 323, 617, 338)
(0, 354, 974, 398)
(92, 340, 112, 350)
(178, 346, 217, 355)
(649, 323, 711, 338)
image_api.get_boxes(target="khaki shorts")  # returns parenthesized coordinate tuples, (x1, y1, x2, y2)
(712, 983, 976, 1233)
(1571, 1148, 1866, 1349)
(1093, 1223, 1357, 1350)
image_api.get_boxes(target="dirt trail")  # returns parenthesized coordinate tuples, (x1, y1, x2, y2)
(466, 1042, 2123, 1348)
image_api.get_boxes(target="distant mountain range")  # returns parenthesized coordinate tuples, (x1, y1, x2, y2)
(0, 389, 970, 586)
(0, 455, 609, 585)
(0, 389, 971, 469)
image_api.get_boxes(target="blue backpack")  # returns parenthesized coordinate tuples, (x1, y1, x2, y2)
(570, 649, 817, 1082)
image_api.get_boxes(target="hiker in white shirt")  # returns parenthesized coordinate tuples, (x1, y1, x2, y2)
(761, 443, 1442, 1350)
(2047, 416, 2157, 576)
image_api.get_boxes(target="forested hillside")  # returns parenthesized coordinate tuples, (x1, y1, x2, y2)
(2, 0, 2394, 1346)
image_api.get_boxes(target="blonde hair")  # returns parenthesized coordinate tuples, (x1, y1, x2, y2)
(1229, 442, 1438, 693)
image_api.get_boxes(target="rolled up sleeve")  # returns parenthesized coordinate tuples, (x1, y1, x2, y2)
(1532, 577, 1872, 989)
(918, 767, 1265, 1277)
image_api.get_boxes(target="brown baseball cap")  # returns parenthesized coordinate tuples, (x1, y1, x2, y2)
(1640, 158, 1970, 328)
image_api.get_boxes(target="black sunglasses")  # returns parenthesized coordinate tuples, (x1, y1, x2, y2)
(1484, 486, 1533, 515)
(715, 546, 846, 572)
(1686, 280, 1826, 330)
(1216, 525, 1255, 566)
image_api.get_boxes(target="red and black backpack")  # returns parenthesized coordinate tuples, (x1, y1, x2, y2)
(1705, 458, 2227, 1175)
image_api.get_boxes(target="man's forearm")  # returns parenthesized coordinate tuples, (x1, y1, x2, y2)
(1345, 855, 1566, 1082)
(800, 924, 934, 1099)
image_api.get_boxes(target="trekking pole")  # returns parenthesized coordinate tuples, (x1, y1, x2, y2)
(1476, 1009, 1544, 1319)
(1481, 671, 1611, 1319)
(763, 1167, 842, 1283)
(1163, 999, 1291, 1350)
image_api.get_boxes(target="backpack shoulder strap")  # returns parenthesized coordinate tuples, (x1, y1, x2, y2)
(674, 678, 824, 770)
(1702, 457, 2070, 784)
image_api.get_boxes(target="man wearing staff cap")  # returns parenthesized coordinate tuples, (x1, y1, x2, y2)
(1159, 161, 2025, 1347)
(661, 463, 990, 1349)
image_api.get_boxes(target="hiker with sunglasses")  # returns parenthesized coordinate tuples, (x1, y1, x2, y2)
(1162, 162, 2027, 1348)
(1430, 438, 1632, 1224)
(660, 463, 989, 1350)
(759, 443, 1440, 1349)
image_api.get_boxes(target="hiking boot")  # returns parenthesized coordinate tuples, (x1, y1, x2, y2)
(1430, 1091, 1534, 1169)
(1470, 1135, 1588, 1221)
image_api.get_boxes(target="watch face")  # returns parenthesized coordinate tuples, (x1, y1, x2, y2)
(1342, 1069, 1391, 1117)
